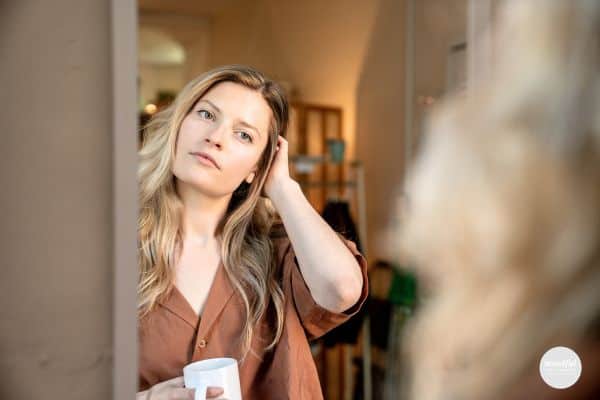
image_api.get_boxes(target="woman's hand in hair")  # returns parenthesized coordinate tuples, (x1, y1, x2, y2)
(136, 376, 224, 399)
(263, 135, 294, 199)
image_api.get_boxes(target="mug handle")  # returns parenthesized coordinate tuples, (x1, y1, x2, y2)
(194, 380, 209, 400)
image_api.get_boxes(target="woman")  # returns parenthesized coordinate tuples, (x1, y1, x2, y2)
(136, 65, 368, 399)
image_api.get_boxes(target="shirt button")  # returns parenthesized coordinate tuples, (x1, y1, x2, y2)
(197, 339, 207, 348)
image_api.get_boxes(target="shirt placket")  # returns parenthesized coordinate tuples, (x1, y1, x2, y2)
(192, 326, 209, 361)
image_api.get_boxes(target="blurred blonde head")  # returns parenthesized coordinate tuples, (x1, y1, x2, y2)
(138, 65, 289, 360)
(400, 1, 600, 399)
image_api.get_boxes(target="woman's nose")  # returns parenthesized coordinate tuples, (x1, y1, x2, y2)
(204, 125, 225, 148)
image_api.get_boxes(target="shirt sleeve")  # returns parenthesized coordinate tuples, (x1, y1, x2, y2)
(280, 233, 369, 341)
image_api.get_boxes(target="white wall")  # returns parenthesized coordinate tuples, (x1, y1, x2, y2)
(355, 0, 407, 259)
(412, 0, 468, 148)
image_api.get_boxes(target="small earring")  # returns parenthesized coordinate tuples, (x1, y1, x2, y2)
(246, 172, 255, 184)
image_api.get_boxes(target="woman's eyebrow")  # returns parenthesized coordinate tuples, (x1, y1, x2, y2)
(197, 99, 221, 113)
(238, 121, 261, 137)
(198, 99, 262, 138)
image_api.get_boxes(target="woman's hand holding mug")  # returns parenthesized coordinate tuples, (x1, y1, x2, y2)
(136, 376, 223, 399)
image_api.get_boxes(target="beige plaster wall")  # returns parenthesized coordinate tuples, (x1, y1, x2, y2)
(1, 0, 113, 398)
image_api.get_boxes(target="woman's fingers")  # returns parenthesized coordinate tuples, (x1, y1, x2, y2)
(276, 134, 288, 150)
(184, 386, 223, 399)
(206, 386, 225, 398)
(161, 375, 185, 387)
(155, 376, 223, 398)
(169, 388, 196, 399)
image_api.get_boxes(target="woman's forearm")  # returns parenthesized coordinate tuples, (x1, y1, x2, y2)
(270, 179, 363, 313)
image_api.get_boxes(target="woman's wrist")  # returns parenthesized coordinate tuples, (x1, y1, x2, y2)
(268, 178, 300, 207)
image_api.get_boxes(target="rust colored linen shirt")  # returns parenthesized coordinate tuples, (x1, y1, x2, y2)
(138, 228, 369, 399)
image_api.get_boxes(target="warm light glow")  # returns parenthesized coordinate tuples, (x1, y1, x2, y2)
(144, 103, 157, 114)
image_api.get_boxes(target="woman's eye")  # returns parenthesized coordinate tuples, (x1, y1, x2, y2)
(238, 131, 253, 142)
(197, 109, 214, 120)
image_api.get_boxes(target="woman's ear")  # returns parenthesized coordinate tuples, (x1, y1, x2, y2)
(246, 171, 256, 184)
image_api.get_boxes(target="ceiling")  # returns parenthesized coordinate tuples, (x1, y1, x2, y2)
(138, 0, 247, 18)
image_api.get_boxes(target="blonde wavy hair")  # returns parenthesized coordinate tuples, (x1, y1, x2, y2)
(399, 1, 600, 399)
(137, 65, 289, 359)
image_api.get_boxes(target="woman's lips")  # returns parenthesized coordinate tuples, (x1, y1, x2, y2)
(191, 152, 219, 169)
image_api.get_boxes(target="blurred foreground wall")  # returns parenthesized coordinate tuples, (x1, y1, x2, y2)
(0, 0, 113, 398)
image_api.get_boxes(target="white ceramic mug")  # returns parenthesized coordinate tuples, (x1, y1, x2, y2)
(183, 357, 242, 400)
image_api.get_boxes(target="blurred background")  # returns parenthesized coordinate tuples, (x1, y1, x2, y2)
(7, 1, 597, 400)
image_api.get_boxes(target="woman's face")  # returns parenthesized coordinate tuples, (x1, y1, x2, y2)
(172, 81, 272, 197)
